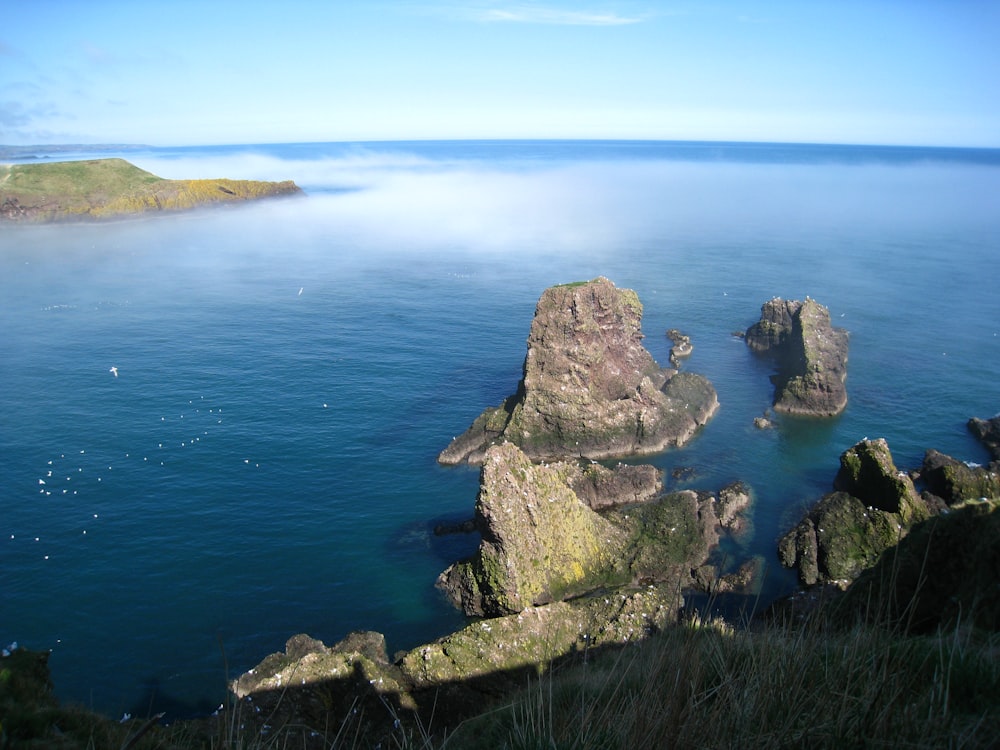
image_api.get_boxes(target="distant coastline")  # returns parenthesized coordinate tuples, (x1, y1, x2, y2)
(0, 157, 302, 222)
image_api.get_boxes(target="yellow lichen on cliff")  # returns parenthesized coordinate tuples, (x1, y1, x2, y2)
(2, 159, 302, 221)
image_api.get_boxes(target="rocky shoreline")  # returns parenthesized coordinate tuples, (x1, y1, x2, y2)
(4, 277, 997, 747)
(227, 279, 998, 739)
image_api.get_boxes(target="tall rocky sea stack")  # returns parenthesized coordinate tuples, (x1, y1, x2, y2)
(745, 297, 849, 417)
(439, 277, 719, 464)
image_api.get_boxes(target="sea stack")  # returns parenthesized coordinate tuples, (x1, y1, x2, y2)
(438, 277, 718, 464)
(745, 297, 849, 417)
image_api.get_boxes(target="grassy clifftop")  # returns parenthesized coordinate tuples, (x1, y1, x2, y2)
(0, 158, 302, 222)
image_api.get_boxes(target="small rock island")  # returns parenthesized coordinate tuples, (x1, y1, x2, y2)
(745, 297, 849, 417)
(0, 158, 302, 222)
(439, 277, 719, 464)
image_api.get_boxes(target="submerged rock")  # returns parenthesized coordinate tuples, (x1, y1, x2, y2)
(778, 439, 929, 587)
(745, 297, 848, 417)
(439, 277, 718, 464)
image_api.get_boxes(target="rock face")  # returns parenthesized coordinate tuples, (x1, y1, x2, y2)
(437, 443, 629, 617)
(919, 449, 1000, 506)
(745, 297, 848, 417)
(968, 414, 1000, 461)
(779, 439, 929, 587)
(437, 442, 738, 618)
(439, 278, 718, 464)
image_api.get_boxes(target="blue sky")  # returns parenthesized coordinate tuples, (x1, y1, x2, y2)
(2, 1, 998, 147)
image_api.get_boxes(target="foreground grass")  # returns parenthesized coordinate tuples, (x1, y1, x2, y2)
(443, 616, 999, 750)
(0, 158, 300, 221)
(3, 613, 997, 749)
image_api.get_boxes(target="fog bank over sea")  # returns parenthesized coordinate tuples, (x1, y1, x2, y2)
(2, 140, 998, 717)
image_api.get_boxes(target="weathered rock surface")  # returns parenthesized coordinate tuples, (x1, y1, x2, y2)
(919, 449, 1000, 506)
(560, 459, 662, 510)
(833, 438, 924, 522)
(401, 585, 681, 688)
(745, 297, 849, 417)
(437, 442, 742, 618)
(968, 414, 1000, 461)
(437, 443, 629, 617)
(717, 480, 753, 534)
(439, 278, 718, 464)
(231, 585, 685, 738)
(779, 439, 929, 587)
(666, 328, 693, 366)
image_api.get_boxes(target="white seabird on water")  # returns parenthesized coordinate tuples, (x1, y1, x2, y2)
(109, 366, 118, 377)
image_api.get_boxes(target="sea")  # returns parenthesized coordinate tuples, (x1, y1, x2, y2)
(2, 140, 999, 719)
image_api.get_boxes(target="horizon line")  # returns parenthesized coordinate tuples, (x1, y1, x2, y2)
(4, 137, 1000, 152)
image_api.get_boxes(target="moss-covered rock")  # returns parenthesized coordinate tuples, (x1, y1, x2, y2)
(920, 449, 1000, 505)
(439, 278, 718, 464)
(437, 443, 743, 618)
(745, 297, 849, 417)
(437, 443, 631, 616)
(833, 499, 1000, 632)
(401, 585, 681, 689)
(833, 438, 924, 521)
(779, 439, 929, 587)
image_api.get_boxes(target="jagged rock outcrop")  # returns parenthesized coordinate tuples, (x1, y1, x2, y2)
(919, 449, 1000, 506)
(778, 439, 930, 587)
(437, 442, 742, 618)
(717, 481, 753, 534)
(439, 278, 718, 464)
(230, 585, 685, 737)
(968, 414, 1000, 461)
(560, 460, 662, 510)
(437, 443, 630, 617)
(666, 328, 693, 366)
(745, 297, 848, 417)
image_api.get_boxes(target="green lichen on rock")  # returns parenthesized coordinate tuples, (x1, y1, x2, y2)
(834, 498, 1000, 632)
(400, 585, 682, 688)
(606, 489, 718, 586)
(779, 439, 928, 587)
(439, 277, 718, 464)
(920, 449, 1000, 505)
(833, 438, 926, 523)
(438, 443, 631, 616)
(438, 442, 742, 618)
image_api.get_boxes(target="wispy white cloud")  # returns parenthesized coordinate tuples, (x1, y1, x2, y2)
(470, 4, 644, 26)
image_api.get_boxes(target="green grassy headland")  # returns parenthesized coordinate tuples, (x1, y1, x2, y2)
(0, 158, 301, 222)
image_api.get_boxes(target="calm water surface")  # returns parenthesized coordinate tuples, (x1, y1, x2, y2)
(1, 140, 998, 716)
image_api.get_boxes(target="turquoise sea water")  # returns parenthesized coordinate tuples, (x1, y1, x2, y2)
(2, 140, 999, 717)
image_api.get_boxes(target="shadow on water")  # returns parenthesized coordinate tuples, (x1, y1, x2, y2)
(127, 676, 221, 722)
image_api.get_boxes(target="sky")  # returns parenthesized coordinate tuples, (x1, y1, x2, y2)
(1, 1, 999, 147)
